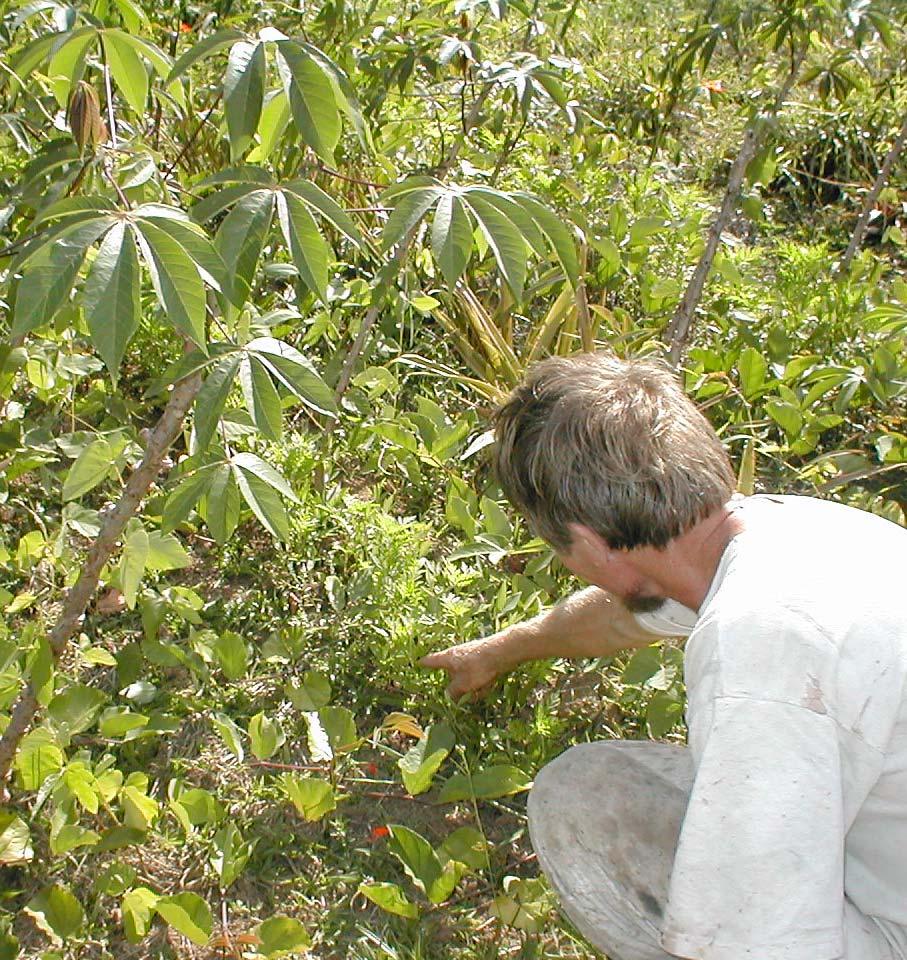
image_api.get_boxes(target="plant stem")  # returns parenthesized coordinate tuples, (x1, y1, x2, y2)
(664, 50, 803, 365)
(841, 111, 907, 271)
(0, 362, 203, 783)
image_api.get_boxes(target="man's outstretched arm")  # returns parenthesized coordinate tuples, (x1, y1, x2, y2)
(419, 587, 659, 699)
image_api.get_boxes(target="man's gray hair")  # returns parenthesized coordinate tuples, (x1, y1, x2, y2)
(493, 353, 736, 552)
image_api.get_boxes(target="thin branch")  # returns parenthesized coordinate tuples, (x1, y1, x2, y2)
(0, 361, 203, 783)
(841, 111, 907, 271)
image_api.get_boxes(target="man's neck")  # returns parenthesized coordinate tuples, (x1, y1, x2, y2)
(635, 502, 746, 612)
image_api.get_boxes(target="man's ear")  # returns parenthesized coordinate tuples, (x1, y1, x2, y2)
(565, 523, 612, 563)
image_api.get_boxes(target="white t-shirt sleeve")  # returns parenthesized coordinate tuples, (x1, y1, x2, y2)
(662, 618, 847, 960)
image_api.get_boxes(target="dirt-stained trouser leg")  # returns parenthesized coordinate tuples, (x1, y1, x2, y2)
(527, 741, 692, 960)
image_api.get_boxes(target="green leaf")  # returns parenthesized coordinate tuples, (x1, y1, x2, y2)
(437, 764, 530, 803)
(380, 183, 443, 252)
(82, 221, 140, 380)
(239, 356, 282, 440)
(48, 684, 107, 738)
(211, 822, 254, 888)
(102, 30, 148, 115)
(284, 669, 331, 711)
(63, 438, 114, 501)
(276, 41, 342, 163)
(249, 89, 292, 163)
(738, 346, 768, 400)
(194, 354, 242, 450)
(134, 211, 227, 292)
(439, 826, 487, 870)
(155, 892, 212, 946)
(121, 887, 158, 942)
(134, 220, 207, 347)
(386, 825, 464, 903)
(256, 916, 312, 956)
(225, 41, 266, 160)
(190, 182, 265, 224)
(463, 194, 528, 299)
(99, 707, 149, 738)
(0, 812, 33, 864)
(247, 337, 335, 416)
(318, 704, 357, 752)
(513, 192, 579, 286)
(431, 193, 473, 288)
(214, 188, 275, 307)
(232, 463, 290, 540)
(162, 466, 216, 532)
(167, 28, 247, 83)
(25, 885, 84, 942)
(284, 179, 361, 245)
(231, 452, 299, 501)
(467, 187, 547, 256)
(204, 464, 240, 543)
(13, 217, 112, 336)
(399, 723, 455, 795)
(280, 774, 336, 821)
(145, 530, 190, 571)
(14, 727, 63, 790)
(276, 190, 330, 302)
(212, 711, 244, 762)
(766, 399, 803, 439)
(119, 525, 149, 609)
(213, 630, 248, 680)
(30, 635, 54, 707)
(358, 882, 419, 919)
(248, 711, 285, 760)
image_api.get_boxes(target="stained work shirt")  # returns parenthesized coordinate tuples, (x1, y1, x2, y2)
(641, 496, 907, 960)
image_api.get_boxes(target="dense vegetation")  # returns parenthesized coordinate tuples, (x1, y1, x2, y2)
(0, 0, 905, 955)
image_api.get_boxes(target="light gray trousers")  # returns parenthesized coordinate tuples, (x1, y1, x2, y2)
(527, 741, 898, 960)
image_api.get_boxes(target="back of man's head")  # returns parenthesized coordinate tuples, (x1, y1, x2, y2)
(493, 353, 735, 552)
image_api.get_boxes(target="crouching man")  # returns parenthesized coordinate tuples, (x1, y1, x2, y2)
(421, 353, 907, 960)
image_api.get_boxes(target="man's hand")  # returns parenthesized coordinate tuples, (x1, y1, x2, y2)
(418, 635, 508, 700)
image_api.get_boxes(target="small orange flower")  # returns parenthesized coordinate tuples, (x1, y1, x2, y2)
(703, 79, 725, 93)
(363, 762, 379, 776)
(370, 825, 390, 841)
(179, 21, 192, 32)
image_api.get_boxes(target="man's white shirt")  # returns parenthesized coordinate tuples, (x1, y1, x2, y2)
(635, 495, 907, 960)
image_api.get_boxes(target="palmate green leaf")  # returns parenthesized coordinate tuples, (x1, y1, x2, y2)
(510, 193, 579, 286)
(284, 179, 362, 245)
(167, 28, 247, 83)
(462, 193, 528, 299)
(133, 221, 207, 348)
(250, 89, 292, 163)
(248, 337, 335, 416)
(82, 221, 140, 380)
(194, 354, 242, 450)
(466, 187, 547, 256)
(25, 884, 84, 943)
(431, 193, 472, 288)
(358, 882, 419, 919)
(12, 217, 113, 337)
(133, 209, 227, 292)
(190, 182, 265, 225)
(215, 188, 275, 307)
(162, 464, 217, 532)
(204, 464, 240, 543)
(63, 438, 114, 501)
(295, 39, 370, 150)
(225, 40, 266, 160)
(48, 28, 95, 106)
(155, 892, 212, 946)
(380, 182, 443, 252)
(231, 451, 299, 502)
(276, 190, 329, 301)
(232, 464, 289, 540)
(276, 41, 342, 163)
(101, 30, 148, 115)
(239, 355, 282, 440)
